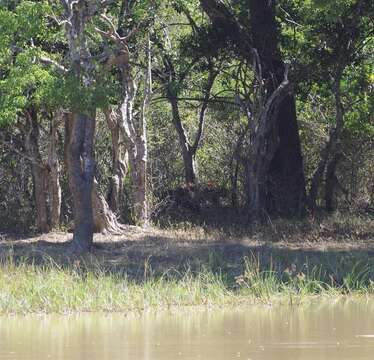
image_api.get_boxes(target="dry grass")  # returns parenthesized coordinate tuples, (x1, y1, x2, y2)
(0, 213, 373, 314)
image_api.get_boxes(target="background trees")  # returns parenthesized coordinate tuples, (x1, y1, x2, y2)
(0, 0, 373, 241)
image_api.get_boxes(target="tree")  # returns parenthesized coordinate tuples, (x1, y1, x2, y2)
(200, 0, 306, 217)
(0, 1, 62, 233)
(96, 8, 153, 225)
(287, 0, 374, 211)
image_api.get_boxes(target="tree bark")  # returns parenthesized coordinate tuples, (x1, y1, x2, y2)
(165, 61, 216, 186)
(308, 70, 344, 211)
(248, 0, 306, 217)
(97, 23, 151, 225)
(104, 108, 128, 213)
(200, 0, 306, 217)
(92, 179, 126, 234)
(325, 152, 342, 212)
(47, 114, 61, 230)
(62, 0, 102, 251)
(169, 97, 198, 185)
(244, 67, 292, 218)
(24, 108, 49, 233)
(65, 112, 123, 235)
(67, 113, 96, 250)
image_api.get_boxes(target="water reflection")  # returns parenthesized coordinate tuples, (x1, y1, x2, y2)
(1, 299, 374, 359)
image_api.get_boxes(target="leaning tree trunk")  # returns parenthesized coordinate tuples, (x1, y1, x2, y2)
(24, 108, 49, 233)
(245, 68, 292, 219)
(169, 97, 198, 185)
(164, 59, 216, 186)
(248, 0, 306, 217)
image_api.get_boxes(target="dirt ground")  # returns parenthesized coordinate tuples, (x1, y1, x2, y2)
(1, 216, 374, 280)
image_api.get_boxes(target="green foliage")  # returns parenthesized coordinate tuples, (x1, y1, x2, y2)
(0, 1, 61, 124)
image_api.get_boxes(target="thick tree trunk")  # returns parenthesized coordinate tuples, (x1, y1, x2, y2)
(48, 115, 61, 229)
(62, 0, 104, 251)
(24, 108, 49, 233)
(67, 113, 96, 251)
(65, 112, 123, 236)
(248, 0, 306, 217)
(200, 0, 306, 216)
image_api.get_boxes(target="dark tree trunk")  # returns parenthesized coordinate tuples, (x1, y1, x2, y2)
(182, 144, 197, 185)
(200, 0, 306, 217)
(248, 0, 306, 217)
(24, 108, 49, 233)
(48, 115, 61, 229)
(62, 0, 102, 251)
(67, 113, 96, 251)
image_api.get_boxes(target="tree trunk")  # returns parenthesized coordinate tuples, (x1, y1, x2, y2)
(248, 0, 306, 217)
(164, 61, 216, 186)
(169, 97, 198, 185)
(200, 0, 306, 217)
(308, 70, 344, 211)
(104, 109, 128, 213)
(62, 0, 101, 251)
(325, 152, 342, 212)
(132, 138, 148, 223)
(48, 115, 61, 229)
(67, 113, 96, 251)
(245, 162, 265, 218)
(308, 129, 339, 210)
(182, 145, 198, 185)
(65, 112, 123, 236)
(24, 108, 49, 233)
(92, 179, 126, 234)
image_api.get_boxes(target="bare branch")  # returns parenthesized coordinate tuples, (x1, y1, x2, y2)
(39, 56, 68, 74)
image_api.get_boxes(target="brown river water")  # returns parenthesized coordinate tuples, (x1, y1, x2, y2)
(1, 299, 374, 359)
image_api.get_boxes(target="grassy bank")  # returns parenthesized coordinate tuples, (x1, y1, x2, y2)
(1, 253, 374, 314)
(1, 214, 373, 314)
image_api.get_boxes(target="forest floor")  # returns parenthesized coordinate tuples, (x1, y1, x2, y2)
(1, 214, 374, 313)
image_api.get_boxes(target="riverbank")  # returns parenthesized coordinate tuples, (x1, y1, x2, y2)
(1, 214, 373, 314)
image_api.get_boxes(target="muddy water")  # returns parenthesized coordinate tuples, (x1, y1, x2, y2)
(2, 300, 374, 359)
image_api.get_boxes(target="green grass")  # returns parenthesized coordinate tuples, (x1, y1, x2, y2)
(1, 252, 374, 314)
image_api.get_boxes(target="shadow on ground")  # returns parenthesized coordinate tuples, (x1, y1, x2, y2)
(1, 215, 374, 283)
